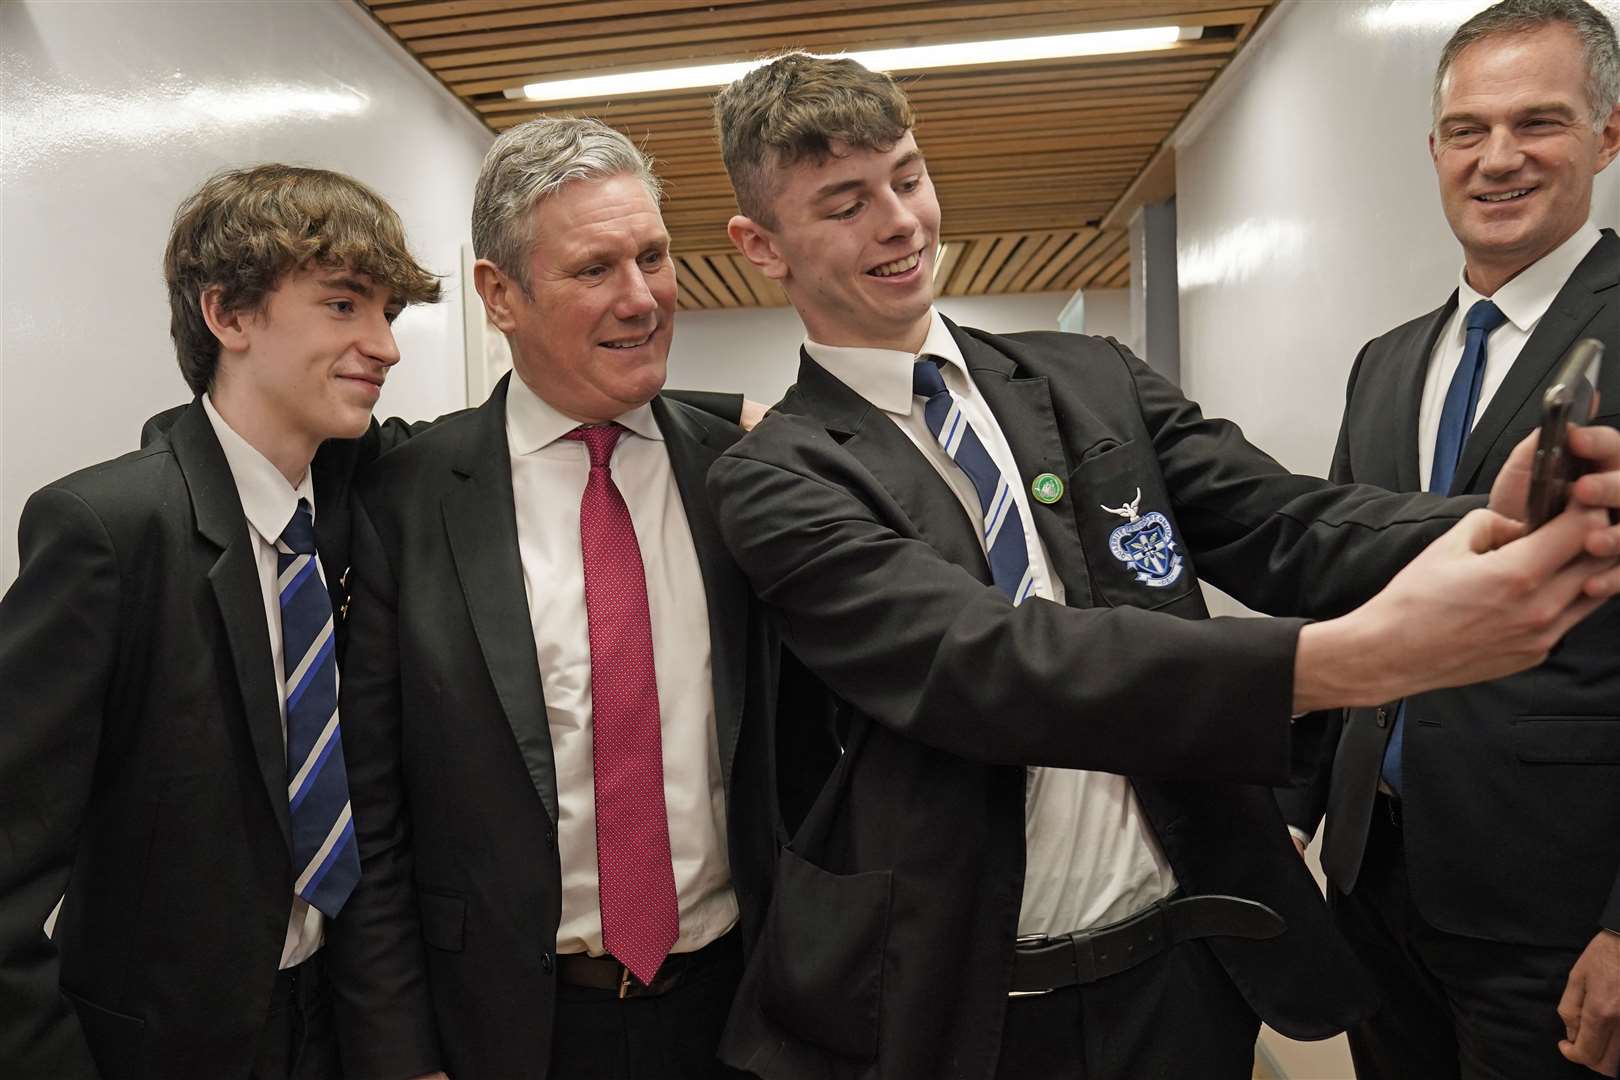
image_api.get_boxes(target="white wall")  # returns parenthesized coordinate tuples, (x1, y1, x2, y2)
(1176, 0, 1620, 479)
(1173, 2, 1619, 1076)
(665, 289, 1125, 404)
(1, 0, 492, 583)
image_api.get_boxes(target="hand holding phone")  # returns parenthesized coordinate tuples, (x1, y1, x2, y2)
(1526, 338, 1604, 529)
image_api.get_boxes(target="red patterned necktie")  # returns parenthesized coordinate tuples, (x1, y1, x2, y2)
(564, 423, 679, 986)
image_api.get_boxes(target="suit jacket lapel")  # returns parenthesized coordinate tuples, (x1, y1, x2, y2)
(795, 351, 991, 584)
(653, 395, 749, 795)
(1454, 231, 1620, 494)
(952, 322, 1095, 608)
(1396, 298, 1456, 492)
(170, 401, 294, 854)
(443, 375, 561, 825)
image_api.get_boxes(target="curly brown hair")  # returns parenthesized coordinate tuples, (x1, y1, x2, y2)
(713, 53, 915, 228)
(163, 165, 441, 394)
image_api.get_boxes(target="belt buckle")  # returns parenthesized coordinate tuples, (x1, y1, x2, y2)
(1009, 933, 1054, 998)
(618, 965, 633, 1000)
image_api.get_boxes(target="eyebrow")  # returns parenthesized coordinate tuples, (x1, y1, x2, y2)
(1440, 101, 1580, 126)
(811, 150, 926, 203)
(317, 274, 376, 298)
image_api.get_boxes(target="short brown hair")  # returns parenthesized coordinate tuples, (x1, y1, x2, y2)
(164, 165, 441, 394)
(713, 53, 914, 226)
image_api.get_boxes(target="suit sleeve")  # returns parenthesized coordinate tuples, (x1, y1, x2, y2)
(666, 389, 744, 426)
(326, 495, 443, 1080)
(1273, 342, 1371, 840)
(0, 488, 120, 1080)
(1123, 346, 1478, 620)
(708, 432, 1304, 786)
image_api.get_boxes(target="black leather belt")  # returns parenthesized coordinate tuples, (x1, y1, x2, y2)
(556, 929, 736, 999)
(1009, 894, 1285, 995)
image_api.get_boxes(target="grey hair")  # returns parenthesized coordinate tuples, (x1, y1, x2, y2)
(471, 116, 663, 293)
(1433, 0, 1620, 131)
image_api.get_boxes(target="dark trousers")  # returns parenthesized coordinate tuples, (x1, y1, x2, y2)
(1330, 796, 1589, 1080)
(550, 931, 751, 1080)
(992, 938, 1259, 1080)
(250, 952, 340, 1080)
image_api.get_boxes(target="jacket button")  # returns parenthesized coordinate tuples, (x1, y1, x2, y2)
(542, 952, 554, 974)
(1375, 707, 1388, 728)
(546, 830, 556, 849)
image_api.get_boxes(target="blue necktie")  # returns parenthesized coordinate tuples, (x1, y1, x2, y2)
(1382, 299, 1509, 796)
(913, 359, 1036, 605)
(278, 499, 361, 917)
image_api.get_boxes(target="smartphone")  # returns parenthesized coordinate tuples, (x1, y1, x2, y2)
(1525, 338, 1605, 529)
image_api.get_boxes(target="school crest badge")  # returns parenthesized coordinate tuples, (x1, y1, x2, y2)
(1100, 488, 1184, 589)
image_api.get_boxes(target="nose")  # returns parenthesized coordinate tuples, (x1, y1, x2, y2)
(613, 265, 659, 321)
(1477, 124, 1526, 178)
(876, 189, 922, 245)
(361, 311, 402, 368)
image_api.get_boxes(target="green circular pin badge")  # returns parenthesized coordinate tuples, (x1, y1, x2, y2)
(1031, 472, 1064, 505)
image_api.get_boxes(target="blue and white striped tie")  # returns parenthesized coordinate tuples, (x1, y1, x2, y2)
(277, 499, 360, 917)
(913, 359, 1036, 605)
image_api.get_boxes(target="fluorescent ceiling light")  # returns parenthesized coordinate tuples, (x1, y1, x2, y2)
(511, 25, 1198, 103)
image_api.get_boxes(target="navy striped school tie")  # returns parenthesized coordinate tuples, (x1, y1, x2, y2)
(913, 358, 1036, 605)
(277, 499, 361, 917)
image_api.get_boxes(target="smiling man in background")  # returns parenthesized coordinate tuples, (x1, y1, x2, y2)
(1278, 2, 1620, 1076)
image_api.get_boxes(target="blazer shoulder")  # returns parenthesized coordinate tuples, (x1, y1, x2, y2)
(964, 326, 1136, 373)
(1359, 300, 1454, 368)
(660, 392, 744, 449)
(41, 445, 180, 523)
(355, 407, 481, 493)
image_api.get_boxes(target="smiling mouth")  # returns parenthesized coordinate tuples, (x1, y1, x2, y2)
(1475, 187, 1535, 203)
(600, 330, 655, 349)
(868, 250, 922, 278)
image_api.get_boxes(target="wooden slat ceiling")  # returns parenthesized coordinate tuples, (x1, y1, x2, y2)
(360, 0, 1276, 308)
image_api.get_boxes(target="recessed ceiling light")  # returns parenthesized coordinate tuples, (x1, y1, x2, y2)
(509, 25, 1200, 103)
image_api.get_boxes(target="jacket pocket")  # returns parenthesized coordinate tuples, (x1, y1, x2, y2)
(64, 988, 145, 1080)
(1068, 439, 1197, 609)
(1512, 717, 1620, 764)
(417, 888, 467, 952)
(760, 848, 892, 1061)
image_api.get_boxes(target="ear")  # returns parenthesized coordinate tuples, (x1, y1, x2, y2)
(473, 258, 521, 334)
(1595, 103, 1620, 173)
(1428, 128, 1439, 166)
(727, 214, 789, 282)
(199, 286, 252, 355)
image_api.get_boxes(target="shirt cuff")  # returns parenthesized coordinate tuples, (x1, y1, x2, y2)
(1287, 826, 1313, 849)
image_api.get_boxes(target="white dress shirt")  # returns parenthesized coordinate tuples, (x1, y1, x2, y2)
(201, 395, 324, 970)
(1418, 222, 1603, 491)
(505, 373, 738, 957)
(805, 309, 1179, 935)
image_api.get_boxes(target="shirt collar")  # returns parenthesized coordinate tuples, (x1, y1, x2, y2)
(504, 371, 662, 457)
(1459, 221, 1602, 335)
(803, 309, 965, 416)
(201, 394, 314, 548)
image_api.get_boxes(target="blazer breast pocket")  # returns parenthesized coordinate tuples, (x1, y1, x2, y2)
(1068, 439, 1198, 610)
(1512, 716, 1620, 764)
(760, 847, 892, 1062)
